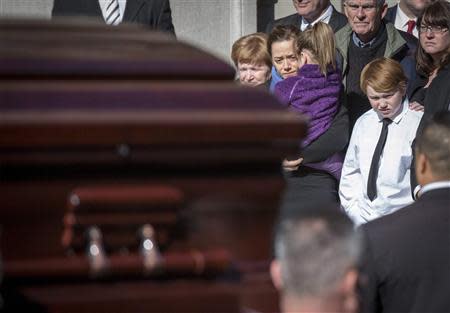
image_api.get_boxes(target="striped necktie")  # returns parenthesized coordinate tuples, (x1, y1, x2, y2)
(105, 0, 121, 26)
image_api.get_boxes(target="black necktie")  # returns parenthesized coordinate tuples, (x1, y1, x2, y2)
(367, 118, 392, 201)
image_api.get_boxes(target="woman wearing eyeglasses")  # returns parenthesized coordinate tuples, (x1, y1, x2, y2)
(409, 0, 450, 129)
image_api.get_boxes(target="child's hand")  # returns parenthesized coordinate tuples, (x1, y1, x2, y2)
(409, 101, 424, 112)
(282, 157, 304, 172)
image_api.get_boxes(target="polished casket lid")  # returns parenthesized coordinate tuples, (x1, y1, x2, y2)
(0, 19, 306, 313)
(0, 19, 305, 165)
(0, 18, 234, 79)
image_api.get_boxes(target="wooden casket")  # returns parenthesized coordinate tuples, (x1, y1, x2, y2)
(0, 19, 306, 313)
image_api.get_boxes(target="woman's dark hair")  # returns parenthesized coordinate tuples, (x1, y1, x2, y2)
(416, 0, 450, 75)
(267, 24, 301, 56)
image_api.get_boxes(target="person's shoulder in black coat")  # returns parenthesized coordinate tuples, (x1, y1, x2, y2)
(328, 7, 348, 32)
(265, 13, 300, 33)
(384, 4, 398, 24)
(398, 28, 418, 50)
(358, 187, 450, 313)
(425, 64, 450, 112)
(132, 0, 175, 35)
(388, 27, 418, 96)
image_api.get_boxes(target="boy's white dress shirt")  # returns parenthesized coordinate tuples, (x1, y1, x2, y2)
(339, 98, 423, 226)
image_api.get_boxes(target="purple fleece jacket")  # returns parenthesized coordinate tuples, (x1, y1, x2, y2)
(275, 64, 343, 179)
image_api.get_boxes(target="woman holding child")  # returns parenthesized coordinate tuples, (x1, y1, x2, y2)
(274, 22, 348, 216)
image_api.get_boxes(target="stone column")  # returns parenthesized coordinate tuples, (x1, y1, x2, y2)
(0, 0, 52, 18)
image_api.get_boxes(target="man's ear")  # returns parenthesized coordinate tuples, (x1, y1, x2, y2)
(339, 269, 359, 313)
(341, 269, 358, 295)
(415, 152, 428, 184)
(270, 260, 283, 290)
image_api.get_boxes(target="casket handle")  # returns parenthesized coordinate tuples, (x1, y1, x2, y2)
(86, 226, 108, 277)
(139, 224, 162, 274)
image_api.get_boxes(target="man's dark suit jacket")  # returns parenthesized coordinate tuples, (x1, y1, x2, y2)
(265, 5, 347, 33)
(52, 0, 175, 35)
(384, 5, 398, 25)
(359, 187, 450, 313)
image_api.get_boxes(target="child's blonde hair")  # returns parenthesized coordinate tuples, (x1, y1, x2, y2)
(297, 22, 336, 75)
(360, 58, 407, 94)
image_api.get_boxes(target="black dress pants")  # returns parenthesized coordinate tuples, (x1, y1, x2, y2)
(278, 166, 340, 220)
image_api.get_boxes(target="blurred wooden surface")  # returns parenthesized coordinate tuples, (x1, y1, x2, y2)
(0, 19, 306, 313)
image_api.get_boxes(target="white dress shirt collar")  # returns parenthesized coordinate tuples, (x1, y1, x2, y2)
(420, 181, 450, 195)
(300, 5, 333, 31)
(395, 5, 418, 37)
(375, 97, 409, 125)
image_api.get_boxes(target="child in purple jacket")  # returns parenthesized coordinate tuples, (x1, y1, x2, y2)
(275, 22, 343, 180)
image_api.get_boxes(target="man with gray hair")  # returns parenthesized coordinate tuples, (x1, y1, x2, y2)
(271, 207, 361, 313)
(335, 0, 417, 127)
